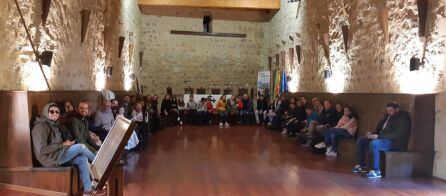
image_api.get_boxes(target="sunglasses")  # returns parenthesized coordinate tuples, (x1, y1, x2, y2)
(49, 110, 60, 114)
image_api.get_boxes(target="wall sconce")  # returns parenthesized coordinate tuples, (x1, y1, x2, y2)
(105, 67, 113, 77)
(289, 35, 294, 41)
(40, 51, 53, 67)
(287, 0, 300, 3)
(286, 76, 292, 82)
(410, 56, 422, 71)
(130, 73, 136, 80)
(324, 69, 332, 79)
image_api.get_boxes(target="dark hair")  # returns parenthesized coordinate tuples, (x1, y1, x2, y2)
(386, 102, 399, 109)
(324, 99, 333, 104)
(304, 104, 313, 110)
(344, 105, 358, 119)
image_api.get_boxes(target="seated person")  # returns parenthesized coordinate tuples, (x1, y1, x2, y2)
(266, 96, 280, 126)
(216, 95, 230, 126)
(255, 95, 268, 125)
(94, 100, 114, 141)
(270, 95, 289, 129)
(227, 95, 239, 125)
(161, 94, 179, 125)
(300, 104, 318, 147)
(282, 102, 302, 137)
(206, 96, 215, 124)
(315, 106, 358, 157)
(32, 103, 97, 195)
(352, 102, 411, 178)
(308, 99, 338, 145)
(186, 94, 198, 125)
(177, 96, 186, 125)
(66, 101, 100, 154)
(197, 98, 208, 125)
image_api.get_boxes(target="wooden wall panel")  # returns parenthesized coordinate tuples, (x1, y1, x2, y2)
(0, 91, 32, 168)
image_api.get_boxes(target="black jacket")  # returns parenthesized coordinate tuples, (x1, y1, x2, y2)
(257, 99, 268, 111)
(378, 111, 412, 151)
(317, 108, 337, 127)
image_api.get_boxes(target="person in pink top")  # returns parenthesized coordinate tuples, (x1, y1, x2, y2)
(315, 106, 358, 157)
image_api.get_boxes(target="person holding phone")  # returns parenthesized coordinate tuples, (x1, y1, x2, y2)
(352, 102, 411, 179)
(67, 101, 101, 154)
(32, 103, 98, 194)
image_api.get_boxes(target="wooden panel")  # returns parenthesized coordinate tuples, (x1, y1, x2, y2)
(0, 167, 79, 195)
(411, 94, 435, 151)
(0, 91, 32, 168)
(138, 0, 280, 10)
(107, 165, 124, 196)
(140, 5, 276, 22)
(382, 151, 435, 178)
(27, 91, 103, 120)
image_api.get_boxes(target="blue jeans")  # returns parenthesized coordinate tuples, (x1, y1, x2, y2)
(356, 138, 392, 171)
(58, 144, 96, 192)
(219, 111, 228, 123)
(323, 128, 352, 153)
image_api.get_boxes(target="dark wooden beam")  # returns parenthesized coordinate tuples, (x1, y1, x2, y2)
(171, 30, 246, 38)
(41, 0, 51, 26)
(80, 9, 91, 43)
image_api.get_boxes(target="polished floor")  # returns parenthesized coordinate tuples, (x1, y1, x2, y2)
(123, 125, 446, 196)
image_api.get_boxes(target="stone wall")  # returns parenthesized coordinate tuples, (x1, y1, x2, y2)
(140, 15, 263, 96)
(264, 0, 446, 94)
(0, 0, 141, 91)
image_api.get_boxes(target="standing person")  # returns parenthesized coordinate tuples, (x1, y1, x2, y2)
(186, 94, 198, 125)
(352, 103, 411, 178)
(149, 95, 161, 132)
(67, 101, 100, 154)
(315, 106, 358, 157)
(31, 103, 98, 195)
(255, 95, 268, 125)
(240, 94, 251, 125)
(216, 95, 229, 126)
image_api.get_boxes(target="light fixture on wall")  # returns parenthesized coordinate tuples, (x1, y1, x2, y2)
(287, 0, 300, 3)
(410, 56, 422, 71)
(289, 35, 294, 41)
(40, 51, 53, 67)
(105, 67, 113, 77)
(324, 68, 332, 79)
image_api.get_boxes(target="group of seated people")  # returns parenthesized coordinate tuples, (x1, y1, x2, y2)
(30, 92, 412, 195)
(160, 93, 271, 127)
(265, 94, 411, 179)
(30, 94, 151, 195)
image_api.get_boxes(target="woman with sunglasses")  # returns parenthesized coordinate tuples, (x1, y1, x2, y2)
(31, 103, 100, 195)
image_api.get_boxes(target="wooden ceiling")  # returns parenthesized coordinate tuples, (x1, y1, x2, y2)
(138, 0, 281, 22)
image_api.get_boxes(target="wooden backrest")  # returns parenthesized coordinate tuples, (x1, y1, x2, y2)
(287, 92, 435, 151)
(0, 91, 32, 168)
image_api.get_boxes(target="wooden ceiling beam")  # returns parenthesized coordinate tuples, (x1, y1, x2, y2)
(138, 0, 280, 10)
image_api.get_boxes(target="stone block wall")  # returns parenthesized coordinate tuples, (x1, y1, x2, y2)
(0, 0, 141, 91)
(264, 0, 446, 94)
(140, 15, 263, 96)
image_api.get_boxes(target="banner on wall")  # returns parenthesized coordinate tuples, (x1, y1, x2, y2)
(257, 71, 271, 98)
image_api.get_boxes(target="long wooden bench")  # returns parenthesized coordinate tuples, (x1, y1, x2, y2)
(287, 92, 436, 177)
(0, 91, 133, 195)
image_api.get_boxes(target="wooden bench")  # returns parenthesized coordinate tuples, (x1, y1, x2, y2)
(1, 91, 131, 195)
(288, 92, 436, 177)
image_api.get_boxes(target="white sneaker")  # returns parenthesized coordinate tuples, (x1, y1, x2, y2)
(314, 142, 327, 149)
(326, 151, 337, 157)
(225, 122, 230, 126)
(267, 122, 272, 126)
(281, 130, 287, 135)
(180, 121, 183, 126)
(219, 122, 223, 126)
(326, 146, 332, 154)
